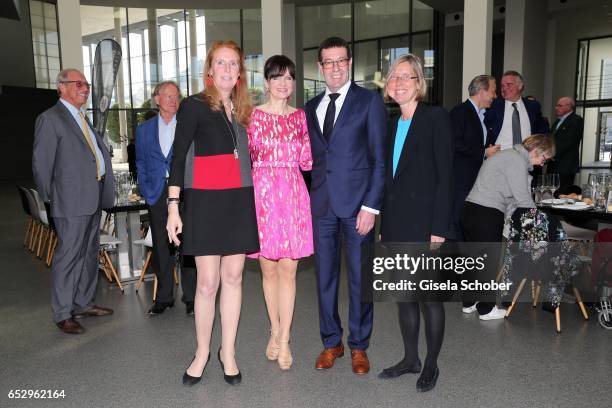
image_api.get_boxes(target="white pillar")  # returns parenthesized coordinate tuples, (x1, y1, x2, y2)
(57, 0, 83, 71)
(262, 0, 283, 59)
(503, 0, 526, 73)
(462, 0, 493, 100)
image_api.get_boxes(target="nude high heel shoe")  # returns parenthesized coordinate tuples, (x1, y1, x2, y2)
(266, 332, 280, 361)
(278, 339, 293, 370)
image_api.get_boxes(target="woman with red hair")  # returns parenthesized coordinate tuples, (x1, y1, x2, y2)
(167, 41, 259, 386)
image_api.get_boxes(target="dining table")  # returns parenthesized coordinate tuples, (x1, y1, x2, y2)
(537, 200, 612, 231)
(105, 200, 147, 281)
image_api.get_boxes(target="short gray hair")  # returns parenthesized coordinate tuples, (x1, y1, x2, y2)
(468, 75, 495, 96)
(56, 68, 83, 95)
(152, 81, 181, 97)
(502, 70, 524, 86)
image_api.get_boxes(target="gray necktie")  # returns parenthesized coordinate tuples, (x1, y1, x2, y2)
(511, 103, 522, 145)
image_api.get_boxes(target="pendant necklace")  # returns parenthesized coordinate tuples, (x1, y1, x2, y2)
(221, 100, 239, 159)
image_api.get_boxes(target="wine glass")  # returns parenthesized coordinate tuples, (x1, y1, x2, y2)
(550, 174, 560, 199)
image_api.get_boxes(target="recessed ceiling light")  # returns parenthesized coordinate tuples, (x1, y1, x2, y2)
(365, 2, 372, 8)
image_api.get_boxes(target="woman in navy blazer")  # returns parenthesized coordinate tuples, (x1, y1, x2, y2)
(378, 54, 453, 392)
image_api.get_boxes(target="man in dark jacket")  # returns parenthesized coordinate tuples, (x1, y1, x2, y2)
(550, 97, 583, 187)
(449, 75, 498, 241)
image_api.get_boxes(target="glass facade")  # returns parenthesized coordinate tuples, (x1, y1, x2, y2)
(30, 0, 61, 89)
(575, 36, 612, 166)
(80, 6, 262, 166)
(299, 0, 437, 104)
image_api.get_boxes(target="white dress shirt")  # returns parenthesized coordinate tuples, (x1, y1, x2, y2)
(158, 114, 176, 177)
(497, 98, 531, 150)
(315, 80, 379, 215)
(468, 98, 487, 146)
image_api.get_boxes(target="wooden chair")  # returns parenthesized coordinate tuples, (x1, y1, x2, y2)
(99, 234, 124, 292)
(135, 228, 179, 300)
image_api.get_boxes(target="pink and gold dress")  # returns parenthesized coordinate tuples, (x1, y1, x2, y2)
(247, 108, 313, 260)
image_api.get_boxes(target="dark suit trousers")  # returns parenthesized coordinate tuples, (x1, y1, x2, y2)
(313, 208, 374, 350)
(460, 202, 505, 315)
(559, 174, 576, 189)
(51, 184, 102, 323)
(148, 190, 196, 304)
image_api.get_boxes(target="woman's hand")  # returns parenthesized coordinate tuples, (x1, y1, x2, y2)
(166, 204, 183, 246)
(430, 235, 445, 250)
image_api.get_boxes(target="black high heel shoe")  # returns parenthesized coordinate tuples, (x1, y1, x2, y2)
(218, 347, 242, 385)
(182, 354, 210, 386)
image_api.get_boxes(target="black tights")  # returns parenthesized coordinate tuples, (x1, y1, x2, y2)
(393, 301, 445, 374)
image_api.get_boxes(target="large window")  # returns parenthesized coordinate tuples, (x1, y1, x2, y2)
(299, 0, 437, 104)
(575, 36, 612, 166)
(30, 0, 61, 89)
(80, 6, 262, 168)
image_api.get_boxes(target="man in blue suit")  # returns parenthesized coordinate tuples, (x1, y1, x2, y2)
(136, 81, 195, 315)
(304, 37, 387, 375)
(484, 70, 549, 150)
(449, 75, 498, 241)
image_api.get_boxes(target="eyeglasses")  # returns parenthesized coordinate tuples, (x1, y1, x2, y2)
(388, 74, 419, 83)
(60, 80, 91, 89)
(320, 58, 350, 69)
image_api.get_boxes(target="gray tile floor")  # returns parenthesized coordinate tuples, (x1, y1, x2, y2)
(1, 182, 610, 408)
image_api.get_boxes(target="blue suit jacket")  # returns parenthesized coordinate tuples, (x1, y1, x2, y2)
(484, 97, 549, 147)
(136, 115, 173, 205)
(304, 83, 387, 218)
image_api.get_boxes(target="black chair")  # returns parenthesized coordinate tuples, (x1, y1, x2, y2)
(16, 185, 34, 248)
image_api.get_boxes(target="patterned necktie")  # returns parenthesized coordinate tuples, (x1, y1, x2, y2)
(79, 112, 101, 180)
(323, 93, 340, 143)
(511, 103, 522, 146)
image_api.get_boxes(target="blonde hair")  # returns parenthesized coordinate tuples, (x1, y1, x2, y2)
(201, 40, 252, 127)
(384, 54, 427, 101)
(522, 134, 555, 158)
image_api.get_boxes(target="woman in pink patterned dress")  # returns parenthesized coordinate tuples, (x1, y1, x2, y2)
(247, 55, 313, 370)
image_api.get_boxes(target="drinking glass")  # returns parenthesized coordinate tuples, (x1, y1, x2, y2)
(550, 174, 560, 198)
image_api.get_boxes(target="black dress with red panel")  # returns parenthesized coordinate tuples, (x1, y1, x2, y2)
(169, 94, 259, 256)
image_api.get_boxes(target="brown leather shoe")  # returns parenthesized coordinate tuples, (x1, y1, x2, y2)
(56, 318, 84, 334)
(351, 349, 370, 375)
(315, 342, 344, 369)
(73, 305, 113, 319)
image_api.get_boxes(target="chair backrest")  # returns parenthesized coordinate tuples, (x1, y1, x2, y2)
(29, 189, 48, 226)
(143, 227, 153, 247)
(22, 188, 41, 222)
(16, 185, 32, 216)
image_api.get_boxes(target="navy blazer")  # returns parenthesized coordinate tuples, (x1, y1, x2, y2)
(484, 97, 549, 146)
(448, 100, 486, 240)
(136, 115, 173, 205)
(304, 83, 387, 218)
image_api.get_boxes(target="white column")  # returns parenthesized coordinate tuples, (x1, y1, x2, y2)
(57, 0, 83, 71)
(261, 0, 283, 59)
(503, 0, 526, 73)
(462, 0, 493, 100)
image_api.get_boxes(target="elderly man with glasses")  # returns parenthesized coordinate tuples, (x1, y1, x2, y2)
(32, 68, 115, 334)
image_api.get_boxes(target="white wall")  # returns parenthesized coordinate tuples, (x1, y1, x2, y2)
(548, 6, 612, 119)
